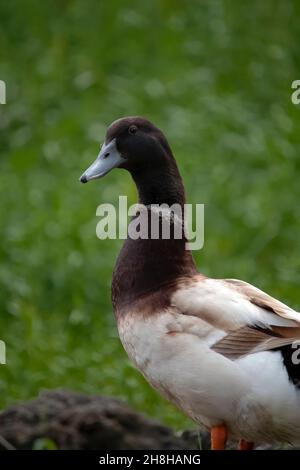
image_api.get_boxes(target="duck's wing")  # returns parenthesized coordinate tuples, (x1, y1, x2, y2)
(224, 278, 300, 323)
(213, 278, 300, 359)
(172, 276, 300, 360)
(211, 324, 300, 359)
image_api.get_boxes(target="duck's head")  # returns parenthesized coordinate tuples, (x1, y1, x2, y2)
(80, 116, 185, 206)
(80, 116, 178, 183)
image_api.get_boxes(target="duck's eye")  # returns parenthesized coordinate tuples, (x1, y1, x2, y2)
(128, 125, 138, 135)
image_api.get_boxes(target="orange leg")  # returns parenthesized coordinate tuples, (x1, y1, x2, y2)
(211, 424, 228, 450)
(239, 439, 254, 450)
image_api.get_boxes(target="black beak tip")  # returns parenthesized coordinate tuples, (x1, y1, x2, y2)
(80, 174, 88, 184)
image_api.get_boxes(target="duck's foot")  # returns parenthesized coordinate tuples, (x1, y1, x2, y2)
(238, 439, 254, 450)
(210, 424, 228, 450)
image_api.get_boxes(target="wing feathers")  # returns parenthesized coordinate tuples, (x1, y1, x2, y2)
(212, 325, 300, 359)
(225, 279, 300, 323)
(173, 276, 300, 360)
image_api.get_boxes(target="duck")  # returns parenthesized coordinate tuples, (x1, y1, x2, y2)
(80, 116, 300, 450)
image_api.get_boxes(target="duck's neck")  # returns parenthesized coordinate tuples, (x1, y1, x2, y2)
(131, 158, 186, 207)
(112, 158, 197, 314)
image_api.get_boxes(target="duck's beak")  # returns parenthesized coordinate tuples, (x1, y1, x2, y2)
(79, 139, 123, 183)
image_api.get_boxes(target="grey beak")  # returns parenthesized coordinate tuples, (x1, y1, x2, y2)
(79, 139, 123, 183)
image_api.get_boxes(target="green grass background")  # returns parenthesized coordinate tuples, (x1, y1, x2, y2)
(0, 0, 300, 430)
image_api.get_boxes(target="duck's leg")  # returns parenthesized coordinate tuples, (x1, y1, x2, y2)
(238, 439, 254, 450)
(210, 424, 228, 450)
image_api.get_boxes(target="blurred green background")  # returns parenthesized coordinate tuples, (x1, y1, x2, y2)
(0, 0, 299, 430)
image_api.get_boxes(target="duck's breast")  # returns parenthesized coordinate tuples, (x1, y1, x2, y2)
(117, 309, 250, 429)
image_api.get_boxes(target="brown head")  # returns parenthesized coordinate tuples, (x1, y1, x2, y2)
(80, 116, 185, 206)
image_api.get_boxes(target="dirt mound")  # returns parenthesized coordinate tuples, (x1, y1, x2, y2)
(0, 389, 198, 450)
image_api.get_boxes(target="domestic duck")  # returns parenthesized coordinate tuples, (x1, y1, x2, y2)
(80, 116, 300, 450)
